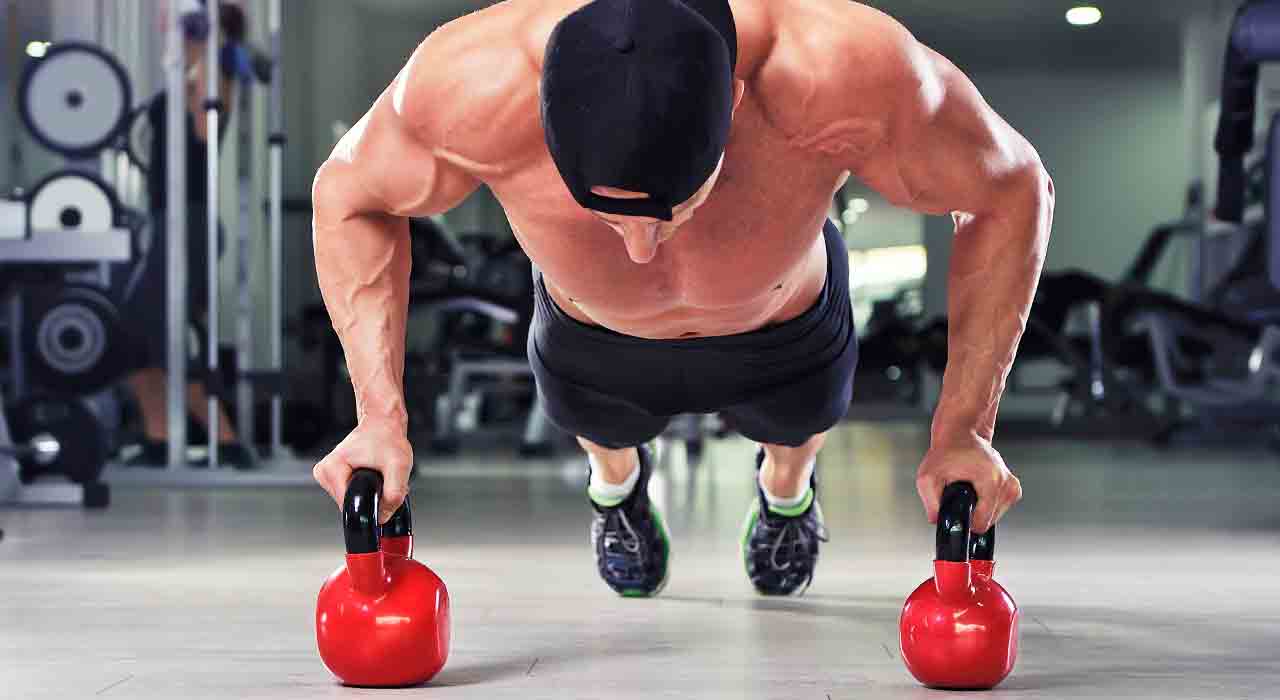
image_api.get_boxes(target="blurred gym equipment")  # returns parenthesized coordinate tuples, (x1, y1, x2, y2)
(913, 231, 1186, 438)
(0, 394, 110, 521)
(1, 39, 139, 519)
(853, 289, 926, 405)
(150, 0, 287, 472)
(17, 42, 132, 159)
(4, 2, 293, 488)
(1106, 2, 1280, 448)
(298, 218, 559, 457)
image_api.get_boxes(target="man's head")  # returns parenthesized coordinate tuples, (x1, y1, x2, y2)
(180, 0, 248, 45)
(541, 0, 739, 260)
(179, 1, 261, 83)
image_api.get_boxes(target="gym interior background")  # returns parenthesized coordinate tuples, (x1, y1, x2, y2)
(2, 1, 1278, 699)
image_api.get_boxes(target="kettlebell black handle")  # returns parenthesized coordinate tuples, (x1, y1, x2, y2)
(343, 468, 413, 554)
(936, 481, 996, 563)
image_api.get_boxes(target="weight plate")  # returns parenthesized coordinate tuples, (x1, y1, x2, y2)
(18, 42, 132, 158)
(35, 301, 108, 374)
(125, 101, 154, 174)
(24, 285, 129, 395)
(6, 395, 108, 485)
(28, 170, 116, 234)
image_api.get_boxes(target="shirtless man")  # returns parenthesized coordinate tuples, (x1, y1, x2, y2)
(311, 0, 1053, 597)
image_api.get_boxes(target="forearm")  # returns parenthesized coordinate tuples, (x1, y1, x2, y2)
(932, 175, 1054, 446)
(313, 202, 412, 431)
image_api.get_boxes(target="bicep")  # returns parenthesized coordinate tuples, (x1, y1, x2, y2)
(854, 48, 1041, 217)
(314, 88, 479, 226)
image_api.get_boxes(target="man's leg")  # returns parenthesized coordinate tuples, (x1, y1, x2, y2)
(186, 379, 237, 443)
(127, 369, 238, 443)
(126, 369, 168, 442)
(574, 435, 670, 597)
(759, 432, 827, 504)
(579, 437, 641, 506)
(738, 431, 831, 597)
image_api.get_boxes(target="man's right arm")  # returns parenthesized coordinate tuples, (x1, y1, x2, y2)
(310, 54, 480, 517)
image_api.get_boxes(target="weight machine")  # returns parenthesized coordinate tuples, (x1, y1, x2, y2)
(2, 42, 138, 515)
(159, 0, 287, 471)
(1118, 1, 1280, 446)
(3, 1, 297, 524)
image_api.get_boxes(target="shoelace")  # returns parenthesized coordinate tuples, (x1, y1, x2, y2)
(764, 514, 829, 572)
(603, 508, 647, 563)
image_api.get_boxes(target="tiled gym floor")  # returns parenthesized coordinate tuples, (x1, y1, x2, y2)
(2, 422, 1278, 699)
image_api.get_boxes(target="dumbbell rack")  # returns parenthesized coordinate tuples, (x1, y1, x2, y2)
(0, 231, 131, 264)
(0, 398, 106, 509)
(1, 217, 130, 512)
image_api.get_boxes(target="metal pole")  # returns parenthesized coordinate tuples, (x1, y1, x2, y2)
(235, 62, 254, 450)
(268, 0, 285, 456)
(205, 0, 221, 468)
(8, 295, 25, 401)
(165, 0, 188, 468)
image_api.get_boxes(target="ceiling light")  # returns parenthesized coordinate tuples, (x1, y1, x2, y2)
(25, 41, 50, 58)
(1066, 6, 1102, 27)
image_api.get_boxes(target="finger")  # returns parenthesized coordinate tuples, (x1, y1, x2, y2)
(380, 481, 408, 525)
(378, 455, 414, 524)
(322, 455, 355, 510)
(973, 499, 997, 535)
(1008, 473, 1024, 504)
(312, 457, 339, 505)
(916, 473, 942, 524)
(990, 502, 1010, 529)
(991, 476, 1023, 528)
(972, 478, 1002, 533)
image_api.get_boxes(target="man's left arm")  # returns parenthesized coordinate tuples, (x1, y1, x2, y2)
(822, 27, 1055, 531)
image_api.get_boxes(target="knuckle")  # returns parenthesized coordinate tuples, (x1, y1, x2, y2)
(383, 480, 408, 498)
(312, 460, 331, 484)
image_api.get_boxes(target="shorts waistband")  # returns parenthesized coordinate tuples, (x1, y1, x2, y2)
(533, 220, 847, 351)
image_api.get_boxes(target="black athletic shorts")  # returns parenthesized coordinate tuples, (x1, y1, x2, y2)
(528, 219, 858, 449)
(113, 208, 223, 372)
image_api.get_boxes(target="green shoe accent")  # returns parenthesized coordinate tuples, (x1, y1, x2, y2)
(740, 499, 760, 579)
(765, 487, 814, 518)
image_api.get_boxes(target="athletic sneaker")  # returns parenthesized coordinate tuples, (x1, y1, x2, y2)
(589, 445, 671, 598)
(742, 450, 828, 596)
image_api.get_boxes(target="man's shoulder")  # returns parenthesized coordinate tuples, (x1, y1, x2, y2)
(395, 1, 552, 173)
(752, 0, 922, 157)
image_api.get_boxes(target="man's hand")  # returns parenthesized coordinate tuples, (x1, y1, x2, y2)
(915, 435, 1022, 534)
(313, 420, 414, 524)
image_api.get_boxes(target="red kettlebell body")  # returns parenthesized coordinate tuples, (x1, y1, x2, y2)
(900, 482, 1018, 690)
(316, 551, 450, 687)
(315, 471, 450, 687)
(900, 559, 1018, 689)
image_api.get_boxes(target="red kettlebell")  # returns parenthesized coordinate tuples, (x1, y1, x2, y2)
(316, 469, 450, 687)
(900, 482, 1018, 690)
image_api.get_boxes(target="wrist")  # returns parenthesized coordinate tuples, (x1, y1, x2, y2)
(929, 414, 993, 451)
(357, 407, 408, 433)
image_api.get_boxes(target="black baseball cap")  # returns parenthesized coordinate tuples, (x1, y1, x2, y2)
(541, 0, 738, 221)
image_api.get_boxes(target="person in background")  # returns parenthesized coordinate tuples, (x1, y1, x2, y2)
(120, 0, 255, 468)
